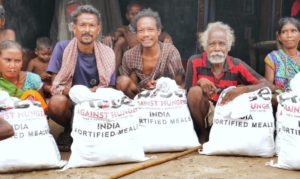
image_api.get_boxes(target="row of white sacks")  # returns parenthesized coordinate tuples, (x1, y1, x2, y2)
(0, 78, 199, 172)
(0, 77, 300, 172)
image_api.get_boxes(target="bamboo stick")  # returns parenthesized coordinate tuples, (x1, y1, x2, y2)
(108, 145, 202, 179)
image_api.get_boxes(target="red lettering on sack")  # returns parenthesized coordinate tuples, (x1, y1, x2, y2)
(250, 103, 269, 110)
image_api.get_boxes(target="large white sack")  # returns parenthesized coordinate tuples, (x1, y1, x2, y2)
(64, 88, 147, 169)
(0, 100, 66, 173)
(267, 91, 300, 170)
(135, 77, 199, 152)
(200, 87, 275, 157)
(289, 72, 300, 93)
(69, 85, 125, 104)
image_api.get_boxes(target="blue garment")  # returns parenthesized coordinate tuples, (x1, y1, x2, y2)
(22, 72, 43, 91)
(47, 40, 116, 88)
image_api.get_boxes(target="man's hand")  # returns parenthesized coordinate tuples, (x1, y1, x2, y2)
(145, 80, 156, 90)
(40, 72, 51, 80)
(62, 87, 71, 96)
(90, 86, 98, 93)
(220, 86, 248, 105)
(197, 78, 217, 98)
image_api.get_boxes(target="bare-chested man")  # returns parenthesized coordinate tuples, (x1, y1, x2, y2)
(116, 8, 184, 98)
(27, 37, 52, 97)
(0, 5, 15, 42)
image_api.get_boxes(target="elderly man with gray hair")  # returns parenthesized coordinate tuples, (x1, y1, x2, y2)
(185, 21, 273, 144)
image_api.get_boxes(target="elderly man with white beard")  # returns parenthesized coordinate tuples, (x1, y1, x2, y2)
(185, 21, 273, 144)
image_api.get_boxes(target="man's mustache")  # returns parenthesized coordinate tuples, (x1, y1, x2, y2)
(210, 52, 225, 57)
(81, 33, 92, 37)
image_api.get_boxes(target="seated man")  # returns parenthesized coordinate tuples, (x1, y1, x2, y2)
(102, 1, 172, 73)
(0, 118, 14, 140)
(116, 8, 184, 99)
(0, 5, 15, 42)
(47, 5, 115, 151)
(185, 22, 273, 144)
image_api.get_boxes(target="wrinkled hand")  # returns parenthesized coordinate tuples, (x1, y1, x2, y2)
(145, 80, 156, 90)
(220, 86, 247, 105)
(197, 78, 217, 98)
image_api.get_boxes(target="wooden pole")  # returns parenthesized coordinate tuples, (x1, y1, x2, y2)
(108, 145, 202, 179)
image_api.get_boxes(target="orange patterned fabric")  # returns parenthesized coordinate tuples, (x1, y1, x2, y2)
(20, 90, 48, 111)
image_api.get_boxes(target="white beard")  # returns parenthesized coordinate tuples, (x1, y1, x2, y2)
(207, 52, 226, 64)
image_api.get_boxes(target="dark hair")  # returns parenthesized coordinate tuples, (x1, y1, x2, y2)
(126, 1, 144, 12)
(131, 8, 162, 32)
(0, 40, 22, 54)
(71, 4, 102, 25)
(277, 17, 300, 34)
(36, 37, 52, 49)
(0, 5, 5, 19)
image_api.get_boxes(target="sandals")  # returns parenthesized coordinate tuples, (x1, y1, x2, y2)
(57, 131, 73, 152)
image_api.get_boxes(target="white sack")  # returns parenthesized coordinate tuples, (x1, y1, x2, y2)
(64, 88, 147, 169)
(267, 91, 300, 170)
(0, 100, 65, 173)
(135, 77, 199, 152)
(200, 87, 275, 157)
(69, 85, 125, 104)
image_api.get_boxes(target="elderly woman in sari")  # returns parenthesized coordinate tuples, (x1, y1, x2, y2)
(0, 40, 47, 110)
(264, 17, 300, 93)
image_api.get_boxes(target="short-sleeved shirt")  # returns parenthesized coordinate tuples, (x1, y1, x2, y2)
(185, 52, 262, 102)
(47, 40, 116, 88)
(121, 42, 184, 89)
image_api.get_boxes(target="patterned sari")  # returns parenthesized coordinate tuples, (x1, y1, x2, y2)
(0, 72, 47, 110)
(265, 49, 300, 90)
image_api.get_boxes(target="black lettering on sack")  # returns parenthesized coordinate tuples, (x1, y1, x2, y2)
(249, 88, 271, 102)
(111, 99, 122, 108)
(137, 90, 151, 99)
(112, 96, 134, 109)
(160, 92, 172, 98)
(278, 95, 298, 107)
(257, 88, 271, 100)
(121, 96, 133, 105)
(174, 90, 185, 98)
(249, 95, 257, 102)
